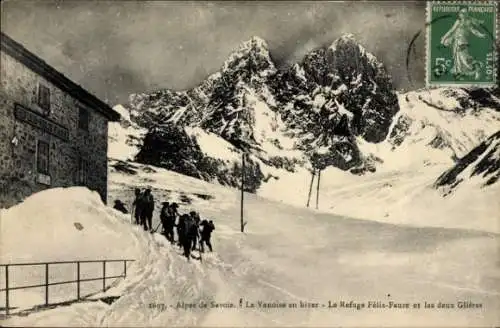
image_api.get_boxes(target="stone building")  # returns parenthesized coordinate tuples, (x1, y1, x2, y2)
(0, 32, 120, 208)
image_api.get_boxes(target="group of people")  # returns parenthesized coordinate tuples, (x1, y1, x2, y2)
(119, 188, 216, 261)
(131, 188, 155, 231)
(159, 202, 215, 260)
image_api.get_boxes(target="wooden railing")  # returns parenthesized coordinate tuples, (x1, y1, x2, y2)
(0, 259, 135, 316)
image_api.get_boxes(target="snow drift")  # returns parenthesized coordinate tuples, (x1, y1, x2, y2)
(0, 187, 151, 315)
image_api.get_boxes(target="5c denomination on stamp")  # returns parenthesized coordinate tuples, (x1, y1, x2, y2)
(426, 1, 497, 87)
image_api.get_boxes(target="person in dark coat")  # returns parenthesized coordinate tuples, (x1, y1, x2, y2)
(179, 214, 197, 261)
(199, 219, 215, 253)
(113, 200, 129, 214)
(132, 188, 143, 225)
(160, 202, 176, 243)
(189, 211, 201, 251)
(167, 203, 179, 243)
(160, 201, 169, 233)
(141, 188, 155, 231)
(176, 214, 186, 249)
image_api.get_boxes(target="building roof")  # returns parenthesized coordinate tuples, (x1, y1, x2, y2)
(1, 32, 120, 122)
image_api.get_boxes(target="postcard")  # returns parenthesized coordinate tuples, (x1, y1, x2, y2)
(1, 1, 498, 327)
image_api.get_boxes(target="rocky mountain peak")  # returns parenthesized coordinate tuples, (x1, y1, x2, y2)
(222, 36, 276, 78)
(126, 32, 405, 175)
(331, 33, 358, 46)
(241, 36, 270, 52)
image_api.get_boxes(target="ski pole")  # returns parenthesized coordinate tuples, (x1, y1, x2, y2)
(198, 237, 203, 263)
(153, 221, 162, 233)
(198, 231, 203, 263)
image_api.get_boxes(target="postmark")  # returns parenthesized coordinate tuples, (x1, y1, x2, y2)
(426, 1, 498, 87)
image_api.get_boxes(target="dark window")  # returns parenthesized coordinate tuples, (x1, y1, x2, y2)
(37, 84, 50, 114)
(78, 107, 89, 131)
(77, 157, 89, 185)
(37, 140, 49, 174)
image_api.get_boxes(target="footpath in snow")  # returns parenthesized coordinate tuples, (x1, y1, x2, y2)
(1, 162, 499, 327)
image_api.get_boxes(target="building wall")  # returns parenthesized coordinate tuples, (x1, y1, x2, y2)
(0, 50, 109, 208)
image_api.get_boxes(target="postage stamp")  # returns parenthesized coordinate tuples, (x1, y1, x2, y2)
(426, 1, 498, 87)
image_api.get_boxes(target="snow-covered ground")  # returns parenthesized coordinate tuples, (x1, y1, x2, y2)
(1, 161, 499, 326)
(2, 86, 499, 326)
(258, 88, 499, 234)
(258, 162, 499, 234)
(107, 88, 500, 236)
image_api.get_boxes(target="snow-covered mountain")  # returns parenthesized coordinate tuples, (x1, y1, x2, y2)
(359, 88, 500, 171)
(110, 34, 500, 196)
(124, 34, 399, 169)
(435, 130, 500, 194)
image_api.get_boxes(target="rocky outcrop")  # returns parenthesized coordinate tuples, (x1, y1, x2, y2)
(126, 34, 401, 175)
(435, 130, 500, 192)
(135, 124, 265, 193)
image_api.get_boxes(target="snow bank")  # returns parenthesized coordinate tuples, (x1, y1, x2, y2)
(0, 187, 152, 314)
(0, 187, 146, 263)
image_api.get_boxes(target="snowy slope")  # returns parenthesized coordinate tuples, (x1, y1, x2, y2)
(108, 105, 146, 161)
(435, 130, 500, 192)
(2, 162, 499, 327)
(356, 88, 500, 172)
(0, 188, 151, 315)
(258, 162, 499, 234)
(257, 87, 500, 226)
(109, 85, 500, 231)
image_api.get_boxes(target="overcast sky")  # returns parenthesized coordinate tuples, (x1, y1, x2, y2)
(1, 1, 426, 106)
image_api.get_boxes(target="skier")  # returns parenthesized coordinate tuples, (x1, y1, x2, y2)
(176, 214, 186, 249)
(113, 199, 129, 214)
(168, 203, 179, 243)
(160, 202, 176, 243)
(180, 214, 197, 261)
(132, 188, 143, 225)
(160, 201, 170, 234)
(189, 211, 201, 251)
(199, 219, 215, 253)
(142, 188, 155, 231)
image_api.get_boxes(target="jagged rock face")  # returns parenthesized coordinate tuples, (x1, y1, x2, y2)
(135, 124, 265, 193)
(298, 35, 400, 143)
(127, 34, 401, 176)
(388, 115, 413, 148)
(435, 130, 500, 191)
(268, 35, 399, 170)
(135, 125, 203, 177)
(129, 89, 195, 127)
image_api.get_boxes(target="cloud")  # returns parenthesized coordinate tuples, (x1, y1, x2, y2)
(1, 1, 426, 104)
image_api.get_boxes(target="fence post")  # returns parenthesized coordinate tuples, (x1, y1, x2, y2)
(76, 262, 80, 300)
(123, 260, 126, 277)
(45, 263, 49, 306)
(5, 265, 9, 316)
(102, 261, 106, 292)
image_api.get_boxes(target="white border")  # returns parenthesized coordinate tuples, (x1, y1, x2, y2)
(425, 1, 498, 88)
